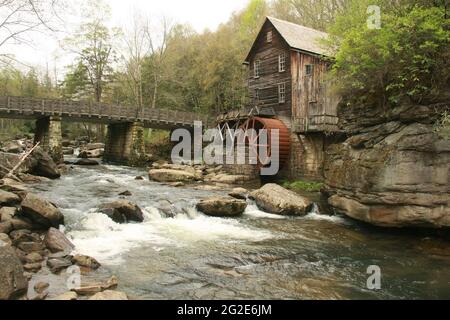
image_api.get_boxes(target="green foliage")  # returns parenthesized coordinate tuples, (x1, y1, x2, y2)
(434, 110, 450, 140)
(327, 0, 449, 107)
(282, 180, 324, 192)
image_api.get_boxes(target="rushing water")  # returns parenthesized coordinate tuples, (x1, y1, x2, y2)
(29, 163, 450, 300)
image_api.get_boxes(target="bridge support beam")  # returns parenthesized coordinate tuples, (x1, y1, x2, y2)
(104, 122, 146, 166)
(34, 116, 63, 163)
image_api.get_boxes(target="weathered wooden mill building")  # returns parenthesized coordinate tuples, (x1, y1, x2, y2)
(219, 16, 340, 179)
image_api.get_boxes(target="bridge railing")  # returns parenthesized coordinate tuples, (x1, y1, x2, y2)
(0, 96, 210, 126)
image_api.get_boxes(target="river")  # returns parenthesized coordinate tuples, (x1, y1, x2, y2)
(28, 163, 450, 300)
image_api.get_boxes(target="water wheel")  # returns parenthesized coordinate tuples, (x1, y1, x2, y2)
(240, 116, 291, 169)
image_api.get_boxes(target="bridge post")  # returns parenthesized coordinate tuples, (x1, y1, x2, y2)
(104, 121, 146, 166)
(34, 116, 63, 163)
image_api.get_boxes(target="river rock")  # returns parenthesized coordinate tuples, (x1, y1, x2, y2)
(29, 147, 61, 179)
(208, 174, 252, 184)
(148, 169, 195, 183)
(196, 197, 247, 217)
(0, 246, 28, 300)
(1, 141, 24, 154)
(119, 190, 132, 196)
(0, 233, 11, 246)
(17, 241, 45, 253)
(23, 262, 42, 273)
(50, 291, 78, 300)
(24, 252, 44, 263)
(85, 143, 105, 150)
(34, 282, 50, 294)
(0, 221, 13, 234)
(9, 230, 39, 246)
(21, 193, 64, 228)
(78, 148, 104, 159)
(74, 159, 100, 166)
(71, 254, 101, 270)
(0, 207, 17, 222)
(89, 290, 128, 300)
(10, 217, 34, 231)
(99, 200, 144, 223)
(325, 102, 450, 228)
(62, 147, 74, 155)
(229, 188, 249, 200)
(72, 276, 118, 296)
(47, 257, 72, 273)
(0, 190, 21, 206)
(250, 184, 313, 216)
(44, 228, 75, 253)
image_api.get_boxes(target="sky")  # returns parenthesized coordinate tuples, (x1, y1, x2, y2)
(3, 0, 248, 75)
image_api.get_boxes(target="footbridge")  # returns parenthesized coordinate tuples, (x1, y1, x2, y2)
(0, 96, 210, 164)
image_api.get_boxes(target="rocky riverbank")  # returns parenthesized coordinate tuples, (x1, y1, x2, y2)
(324, 101, 450, 228)
(0, 146, 131, 300)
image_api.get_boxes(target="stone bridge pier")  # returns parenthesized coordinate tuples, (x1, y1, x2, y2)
(34, 116, 63, 163)
(103, 122, 146, 166)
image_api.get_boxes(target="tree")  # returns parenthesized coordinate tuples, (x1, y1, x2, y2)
(64, 0, 118, 104)
(63, 0, 119, 141)
(271, 0, 350, 31)
(0, 0, 62, 66)
(326, 0, 449, 107)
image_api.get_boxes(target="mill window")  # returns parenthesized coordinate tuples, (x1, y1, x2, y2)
(279, 53, 286, 72)
(254, 60, 261, 78)
(278, 83, 285, 104)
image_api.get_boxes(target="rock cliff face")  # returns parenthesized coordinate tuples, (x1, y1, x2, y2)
(324, 102, 450, 228)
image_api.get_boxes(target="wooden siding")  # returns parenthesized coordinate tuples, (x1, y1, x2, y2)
(290, 51, 339, 132)
(247, 21, 292, 119)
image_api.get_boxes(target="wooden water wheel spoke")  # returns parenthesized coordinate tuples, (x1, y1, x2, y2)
(240, 116, 291, 169)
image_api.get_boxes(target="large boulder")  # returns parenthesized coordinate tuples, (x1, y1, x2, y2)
(99, 200, 144, 223)
(325, 102, 450, 228)
(44, 227, 75, 253)
(196, 197, 247, 217)
(0, 246, 28, 300)
(250, 184, 313, 216)
(21, 193, 64, 228)
(0, 148, 60, 179)
(29, 147, 61, 179)
(148, 169, 195, 183)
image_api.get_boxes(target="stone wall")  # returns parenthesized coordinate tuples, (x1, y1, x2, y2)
(104, 122, 146, 166)
(324, 102, 450, 228)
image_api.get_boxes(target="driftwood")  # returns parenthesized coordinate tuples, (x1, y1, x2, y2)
(4, 142, 40, 180)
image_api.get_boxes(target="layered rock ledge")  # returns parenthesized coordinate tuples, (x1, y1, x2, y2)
(324, 102, 450, 228)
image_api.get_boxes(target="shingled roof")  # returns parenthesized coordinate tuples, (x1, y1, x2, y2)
(244, 17, 330, 63)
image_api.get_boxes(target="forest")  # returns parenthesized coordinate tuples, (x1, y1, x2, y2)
(0, 0, 448, 140)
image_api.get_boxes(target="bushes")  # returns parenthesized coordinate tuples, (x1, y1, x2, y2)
(327, 0, 449, 107)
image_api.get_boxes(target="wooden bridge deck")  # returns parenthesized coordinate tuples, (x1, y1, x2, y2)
(0, 96, 210, 130)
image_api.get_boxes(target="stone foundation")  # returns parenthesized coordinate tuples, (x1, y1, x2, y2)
(104, 122, 146, 166)
(34, 116, 63, 163)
